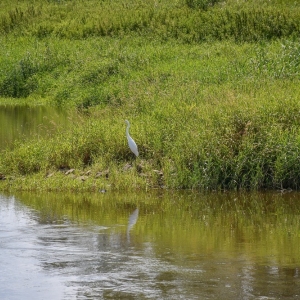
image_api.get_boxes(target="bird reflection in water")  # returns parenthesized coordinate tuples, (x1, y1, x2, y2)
(126, 208, 139, 242)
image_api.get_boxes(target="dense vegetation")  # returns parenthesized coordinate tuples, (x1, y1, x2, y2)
(0, 0, 300, 191)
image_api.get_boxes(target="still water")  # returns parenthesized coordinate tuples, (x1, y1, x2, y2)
(0, 191, 300, 299)
(0, 105, 73, 150)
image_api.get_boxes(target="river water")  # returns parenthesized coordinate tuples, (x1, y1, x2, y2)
(0, 191, 299, 299)
(0, 105, 74, 150)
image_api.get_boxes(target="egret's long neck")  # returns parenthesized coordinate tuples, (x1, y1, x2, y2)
(126, 124, 130, 137)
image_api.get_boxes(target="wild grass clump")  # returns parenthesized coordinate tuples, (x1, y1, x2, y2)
(0, 52, 41, 98)
(155, 100, 300, 191)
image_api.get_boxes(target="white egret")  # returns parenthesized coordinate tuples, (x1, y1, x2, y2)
(125, 120, 139, 157)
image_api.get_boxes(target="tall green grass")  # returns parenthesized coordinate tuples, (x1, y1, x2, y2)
(0, 0, 299, 105)
(1, 68, 300, 191)
(0, 0, 299, 41)
(0, 36, 299, 106)
(0, 0, 300, 191)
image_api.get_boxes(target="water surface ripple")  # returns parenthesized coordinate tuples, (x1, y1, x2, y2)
(0, 192, 300, 299)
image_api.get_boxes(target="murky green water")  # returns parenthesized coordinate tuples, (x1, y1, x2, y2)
(0, 105, 73, 150)
(0, 191, 300, 299)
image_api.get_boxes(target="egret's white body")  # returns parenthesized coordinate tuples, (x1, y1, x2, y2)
(125, 120, 139, 157)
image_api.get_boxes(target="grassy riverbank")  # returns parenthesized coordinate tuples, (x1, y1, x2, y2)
(0, 0, 300, 191)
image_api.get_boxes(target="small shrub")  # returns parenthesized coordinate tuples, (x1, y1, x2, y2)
(0, 54, 37, 98)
